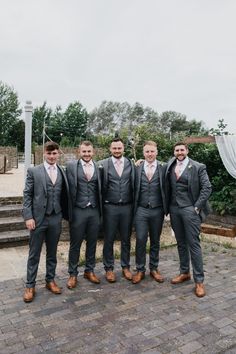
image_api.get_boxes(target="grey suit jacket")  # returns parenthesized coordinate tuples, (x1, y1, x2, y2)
(165, 157, 212, 222)
(22, 164, 71, 226)
(134, 161, 167, 216)
(66, 159, 103, 217)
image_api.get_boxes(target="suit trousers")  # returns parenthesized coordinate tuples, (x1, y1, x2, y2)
(135, 206, 164, 272)
(170, 205, 204, 283)
(68, 206, 100, 275)
(103, 204, 133, 270)
(26, 212, 62, 288)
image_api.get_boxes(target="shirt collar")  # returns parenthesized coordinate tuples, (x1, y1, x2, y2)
(176, 157, 189, 167)
(112, 156, 124, 164)
(44, 161, 57, 170)
(81, 159, 93, 166)
(144, 160, 157, 168)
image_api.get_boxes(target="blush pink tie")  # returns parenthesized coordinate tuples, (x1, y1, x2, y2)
(146, 164, 154, 181)
(175, 162, 183, 180)
(84, 163, 92, 181)
(49, 166, 57, 185)
(115, 159, 123, 177)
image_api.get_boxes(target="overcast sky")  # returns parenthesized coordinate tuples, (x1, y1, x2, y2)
(1, 0, 236, 134)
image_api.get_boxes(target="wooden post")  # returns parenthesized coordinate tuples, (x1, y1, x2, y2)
(184, 136, 215, 144)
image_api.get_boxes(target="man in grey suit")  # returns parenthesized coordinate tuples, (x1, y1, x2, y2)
(165, 142, 212, 297)
(132, 141, 167, 284)
(99, 137, 135, 283)
(23, 141, 71, 303)
(66, 141, 102, 289)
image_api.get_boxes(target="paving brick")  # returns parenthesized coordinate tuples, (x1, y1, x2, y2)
(214, 317, 234, 328)
(219, 325, 236, 336)
(1, 245, 236, 353)
(179, 340, 203, 354)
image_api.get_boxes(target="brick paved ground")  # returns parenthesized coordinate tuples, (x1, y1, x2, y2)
(1, 242, 236, 354)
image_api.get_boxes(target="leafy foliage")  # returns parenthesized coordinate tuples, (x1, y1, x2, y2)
(32, 101, 88, 146)
(0, 81, 22, 146)
(0, 82, 234, 216)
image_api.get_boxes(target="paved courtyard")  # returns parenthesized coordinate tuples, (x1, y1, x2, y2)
(1, 242, 236, 354)
(1, 166, 236, 353)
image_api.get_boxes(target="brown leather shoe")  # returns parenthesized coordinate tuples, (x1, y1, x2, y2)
(84, 271, 100, 284)
(171, 273, 191, 284)
(132, 271, 145, 284)
(150, 270, 164, 283)
(105, 270, 116, 283)
(122, 268, 133, 281)
(23, 287, 35, 303)
(195, 283, 206, 298)
(67, 276, 78, 289)
(46, 280, 62, 294)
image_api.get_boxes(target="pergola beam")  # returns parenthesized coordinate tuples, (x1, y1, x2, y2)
(184, 136, 215, 144)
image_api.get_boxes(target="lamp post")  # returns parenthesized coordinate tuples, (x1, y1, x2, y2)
(24, 101, 33, 179)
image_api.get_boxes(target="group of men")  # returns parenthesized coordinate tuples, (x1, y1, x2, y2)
(22, 137, 212, 303)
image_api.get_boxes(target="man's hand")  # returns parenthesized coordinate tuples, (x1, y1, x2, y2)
(135, 159, 144, 167)
(25, 218, 36, 231)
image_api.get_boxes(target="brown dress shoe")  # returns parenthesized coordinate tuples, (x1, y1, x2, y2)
(171, 273, 191, 284)
(132, 271, 145, 284)
(122, 268, 133, 281)
(46, 280, 62, 294)
(195, 283, 206, 298)
(23, 287, 35, 303)
(67, 276, 78, 289)
(84, 271, 100, 284)
(105, 270, 116, 283)
(150, 270, 164, 283)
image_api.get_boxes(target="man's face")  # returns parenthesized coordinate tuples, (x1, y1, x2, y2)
(44, 149, 59, 165)
(80, 144, 94, 162)
(110, 141, 124, 159)
(174, 145, 188, 161)
(143, 144, 157, 163)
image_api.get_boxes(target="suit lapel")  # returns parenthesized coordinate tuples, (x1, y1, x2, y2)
(156, 162, 162, 186)
(187, 159, 194, 193)
(39, 164, 47, 193)
(73, 161, 78, 188)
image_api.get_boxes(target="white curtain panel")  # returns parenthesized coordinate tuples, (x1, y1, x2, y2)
(215, 135, 236, 179)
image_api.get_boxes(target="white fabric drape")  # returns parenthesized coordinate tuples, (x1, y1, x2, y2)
(215, 135, 236, 179)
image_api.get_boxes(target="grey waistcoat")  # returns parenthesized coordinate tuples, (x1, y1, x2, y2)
(138, 167, 163, 208)
(170, 166, 193, 207)
(105, 159, 132, 204)
(45, 168, 63, 215)
(75, 163, 98, 208)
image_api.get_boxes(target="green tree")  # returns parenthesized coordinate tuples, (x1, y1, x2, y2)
(88, 101, 131, 135)
(61, 101, 88, 145)
(9, 119, 25, 151)
(0, 81, 22, 145)
(209, 118, 229, 135)
(46, 105, 64, 143)
(32, 102, 52, 145)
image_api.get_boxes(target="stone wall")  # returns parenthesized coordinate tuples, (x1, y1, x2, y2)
(34, 146, 107, 166)
(0, 146, 18, 172)
(0, 196, 23, 206)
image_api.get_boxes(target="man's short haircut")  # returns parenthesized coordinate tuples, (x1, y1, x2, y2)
(44, 141, 59, 152)
(174, 141, 188, 149)
(79, 140, 93, 148)
(110, 137, 124, 145)
(143, 140, 157, 148)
